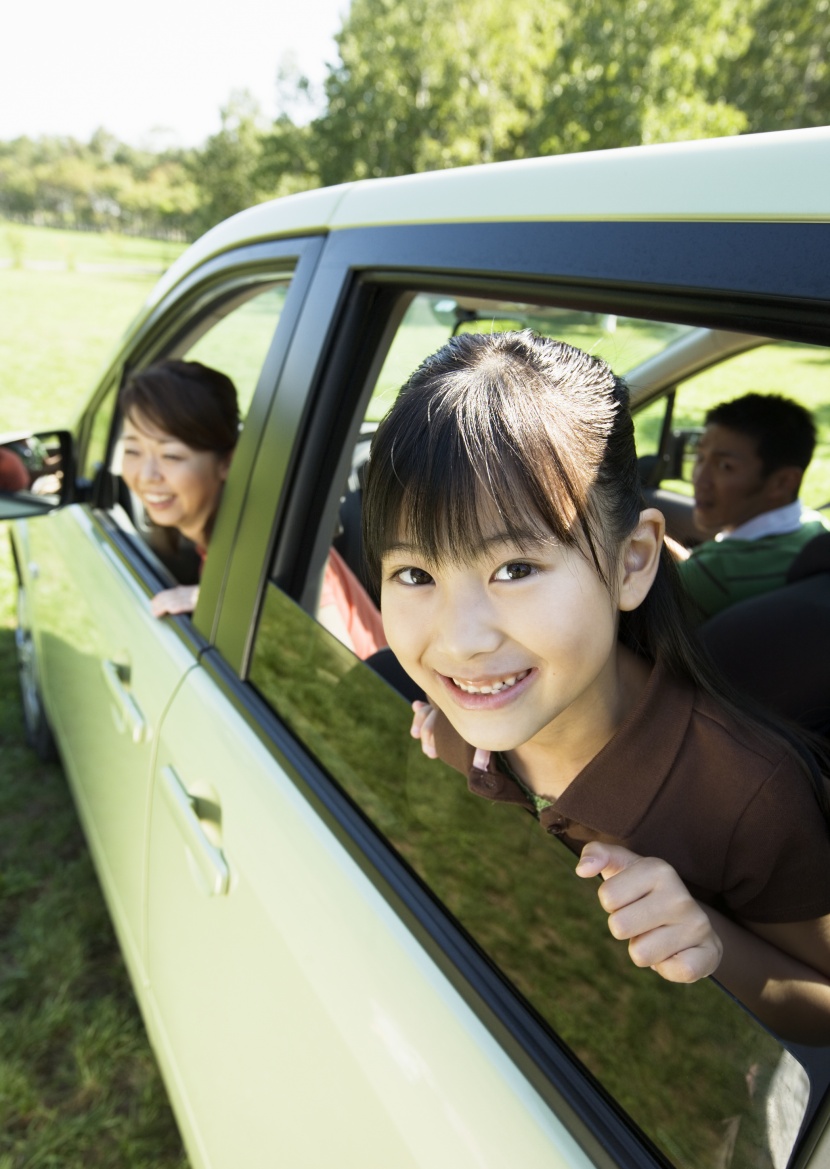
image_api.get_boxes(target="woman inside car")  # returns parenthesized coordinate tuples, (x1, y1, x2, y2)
(119, 359, 237, 617)
(119, 359, 386, 657)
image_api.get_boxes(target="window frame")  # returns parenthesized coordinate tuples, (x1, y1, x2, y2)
(75, 236, 325, 650)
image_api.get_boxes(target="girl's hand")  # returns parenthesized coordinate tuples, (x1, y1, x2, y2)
(151, 584, 200, 618)
(410, 700, 438, 758)
(576, 842, 723, 983)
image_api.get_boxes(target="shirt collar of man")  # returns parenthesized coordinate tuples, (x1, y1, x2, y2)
(715, 499, 804, 543)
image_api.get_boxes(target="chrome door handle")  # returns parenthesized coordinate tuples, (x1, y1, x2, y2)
(160, 766, 229, 897)
(102, 658, 146, 744)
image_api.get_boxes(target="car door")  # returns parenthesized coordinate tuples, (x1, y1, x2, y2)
(23, 246, 308, 989)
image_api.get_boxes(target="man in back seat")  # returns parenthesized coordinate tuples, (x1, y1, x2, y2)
(668, 392, 830, 620)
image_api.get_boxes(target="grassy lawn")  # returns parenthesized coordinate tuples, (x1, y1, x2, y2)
(0, 227, 189, 1167)
(1, 221, 184, 270)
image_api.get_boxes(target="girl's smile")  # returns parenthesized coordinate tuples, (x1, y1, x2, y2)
(380, 530, 641, 785)
(439, 667, 535, 706)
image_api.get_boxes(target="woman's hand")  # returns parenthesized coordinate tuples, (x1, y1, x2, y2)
(411, 700, 438, 758)
(576, 842, 723, 983)
(151, 584, 200, 618)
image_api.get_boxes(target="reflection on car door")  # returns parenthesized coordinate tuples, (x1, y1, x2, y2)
(26, 504, 198, 979)
(144, 659, 578, 1169)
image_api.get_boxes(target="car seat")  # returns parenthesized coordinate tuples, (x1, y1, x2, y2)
(698, 533, 830, 737)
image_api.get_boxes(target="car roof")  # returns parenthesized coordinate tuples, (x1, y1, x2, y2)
(152, 127, 830, 307)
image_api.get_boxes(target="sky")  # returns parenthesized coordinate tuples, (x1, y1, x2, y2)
(1, 0, 349, 148)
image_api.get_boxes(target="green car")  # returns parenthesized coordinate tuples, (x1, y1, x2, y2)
(4, 127, 830, 1169)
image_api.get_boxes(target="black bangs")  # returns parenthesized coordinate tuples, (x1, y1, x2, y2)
(362, 331, 615, 589)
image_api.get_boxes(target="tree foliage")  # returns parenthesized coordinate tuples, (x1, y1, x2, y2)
(1, 0, 827, 240)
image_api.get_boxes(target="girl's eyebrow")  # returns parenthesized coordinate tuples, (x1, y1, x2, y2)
(385, 531, 549, 558)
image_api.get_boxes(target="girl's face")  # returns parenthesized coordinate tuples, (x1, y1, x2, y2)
(120, 410, 230, 547)
(381, 522, 627, 758)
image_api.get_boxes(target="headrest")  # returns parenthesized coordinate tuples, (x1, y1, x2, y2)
(787, 532, 830, 583)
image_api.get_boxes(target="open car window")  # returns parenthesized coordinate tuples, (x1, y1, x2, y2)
(633, 339, 830, 514)
(104, 275, 293, 585)
(248, 289, 822, 1169)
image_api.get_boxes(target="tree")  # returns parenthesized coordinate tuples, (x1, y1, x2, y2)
(310, 0, 566, 185)
(720, 0, 830, 132)
(506, 0, 751, 156)
(190, 91, 267, 233)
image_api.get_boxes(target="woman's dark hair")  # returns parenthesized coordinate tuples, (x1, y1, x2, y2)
(120, 360, 239, 454)
(362, 330, 829, 813)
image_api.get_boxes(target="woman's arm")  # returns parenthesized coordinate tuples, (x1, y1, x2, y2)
(151, 584, 199, 617)
(578, 842, 830, 1044)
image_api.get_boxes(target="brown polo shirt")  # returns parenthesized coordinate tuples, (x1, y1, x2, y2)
(432, 662, 830, 923)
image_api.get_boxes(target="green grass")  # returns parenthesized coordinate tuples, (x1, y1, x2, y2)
(0, 225, 189, 1167)
(0, 543, 188, 1168)
(1, 220, 185, 270)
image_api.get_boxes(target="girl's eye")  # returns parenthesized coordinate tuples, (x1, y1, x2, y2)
(395, 567, 434, 586)
(494, 561, 534, 581)
(163, 454, 184, 462)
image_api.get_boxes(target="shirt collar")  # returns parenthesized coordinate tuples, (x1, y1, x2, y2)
(465, 661, 697, 838)
(715, 500, 803, 543)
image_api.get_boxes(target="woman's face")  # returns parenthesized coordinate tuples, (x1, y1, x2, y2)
(120, 410, 231, 547)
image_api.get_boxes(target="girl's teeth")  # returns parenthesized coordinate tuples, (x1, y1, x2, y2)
(452, 671, 525, 694)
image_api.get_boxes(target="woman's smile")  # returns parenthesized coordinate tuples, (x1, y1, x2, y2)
(120, 409, 230, 548)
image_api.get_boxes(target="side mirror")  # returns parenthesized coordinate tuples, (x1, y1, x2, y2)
(0, 430, 74, 519)
(668, 427, 703, 482)
(639, 427, 703, 488)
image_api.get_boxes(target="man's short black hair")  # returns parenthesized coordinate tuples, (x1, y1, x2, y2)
(705, 393, 817, 476)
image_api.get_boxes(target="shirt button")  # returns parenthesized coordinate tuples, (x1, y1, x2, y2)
(546, 816, 568, 835)
(481, 777, 497, 791)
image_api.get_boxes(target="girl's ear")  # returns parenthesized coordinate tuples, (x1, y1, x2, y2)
(618, 508, 665, 612)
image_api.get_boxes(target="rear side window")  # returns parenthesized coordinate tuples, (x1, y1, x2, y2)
(103, 273, 293, 584)
(633, 340, 830, 507)
(249, 289, 814, 1169)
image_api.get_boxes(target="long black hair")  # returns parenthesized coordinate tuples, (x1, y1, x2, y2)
(362, 330, 829, 815)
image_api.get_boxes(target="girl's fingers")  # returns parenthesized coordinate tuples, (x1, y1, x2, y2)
(410, 701, 431, 736)
(410, 702, 438, 757)
(576, 842, 723, 983)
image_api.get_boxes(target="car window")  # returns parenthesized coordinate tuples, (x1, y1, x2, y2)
(633, 341, 830, 508)
(81, 377, 119, 485)
(106, 275, 292, 582)
(248, 289, 811, 1169)
(180, 282, 291, 419)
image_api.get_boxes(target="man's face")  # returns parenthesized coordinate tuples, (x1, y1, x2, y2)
(691, 423, 781, 537)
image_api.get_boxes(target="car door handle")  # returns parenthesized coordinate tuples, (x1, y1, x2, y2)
(160, 766, 229, 897)
(102, 659, 146, 744)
